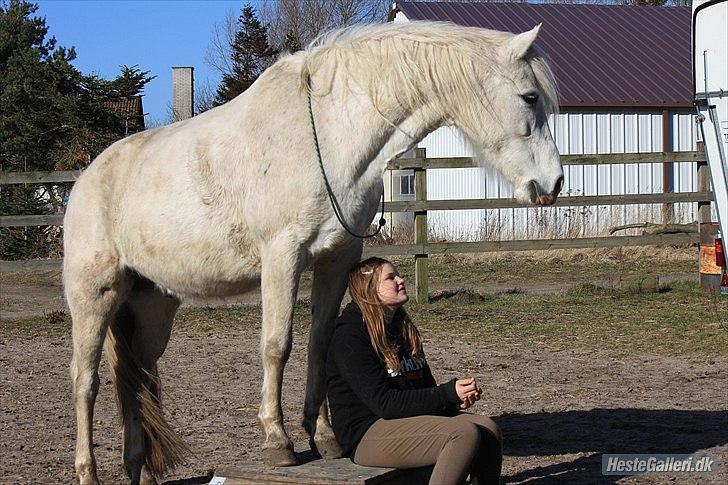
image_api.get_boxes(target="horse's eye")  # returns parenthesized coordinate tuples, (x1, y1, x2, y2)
(522, 93, 539, 105)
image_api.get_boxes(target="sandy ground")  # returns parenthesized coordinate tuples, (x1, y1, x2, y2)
(1, 318, 726, 484)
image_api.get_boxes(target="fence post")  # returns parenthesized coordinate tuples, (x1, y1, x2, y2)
(662, 109, 674, 223)
(413, 148, 429, 304)
(696, 141, 719, 291)
(696, 142, 711, 224)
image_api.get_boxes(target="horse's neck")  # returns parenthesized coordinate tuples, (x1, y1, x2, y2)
(315, 89, 439, 196)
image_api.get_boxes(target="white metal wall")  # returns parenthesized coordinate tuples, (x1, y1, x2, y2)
(400, 109, 701, 241)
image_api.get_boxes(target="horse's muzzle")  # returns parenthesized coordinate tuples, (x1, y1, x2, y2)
(529, 175, 563, 206)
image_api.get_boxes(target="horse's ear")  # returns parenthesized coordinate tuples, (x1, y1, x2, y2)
(507, 24, 541, 60)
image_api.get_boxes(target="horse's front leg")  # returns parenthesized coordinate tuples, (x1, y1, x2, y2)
(303, 239, 363, 459)
(258, 237, 303, 467)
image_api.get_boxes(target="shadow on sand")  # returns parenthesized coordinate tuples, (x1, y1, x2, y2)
(496, 408, 728, 484)
(161, 408, 727, 484)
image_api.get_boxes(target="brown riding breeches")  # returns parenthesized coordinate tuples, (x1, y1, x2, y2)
(353, 413, 503, 485)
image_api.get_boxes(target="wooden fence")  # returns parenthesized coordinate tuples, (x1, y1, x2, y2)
(0, 150, 714, 302)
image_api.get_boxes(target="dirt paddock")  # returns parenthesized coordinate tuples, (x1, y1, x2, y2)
(1, 250, 726, 484)
(1, 319, 725, 484)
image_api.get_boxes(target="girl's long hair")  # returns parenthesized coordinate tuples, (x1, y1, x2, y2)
(347, 257, 424, 372)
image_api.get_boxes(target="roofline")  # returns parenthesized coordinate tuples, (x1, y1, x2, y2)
(387, 2, 400, 22)
(390, 2, 693, 109)
(560, 102, 694, 109)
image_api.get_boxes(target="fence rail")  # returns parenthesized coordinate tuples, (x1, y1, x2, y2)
(0, 152, 706, 186)
(0, 192, 714, 228)
(0, 170, 81, 184)
(1, 151, 713, 303)
(386, 151, 705, 170)
(383, 192, 713, 213)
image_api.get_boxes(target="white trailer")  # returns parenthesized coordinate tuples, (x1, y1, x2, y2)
(693, 0, 728, 291)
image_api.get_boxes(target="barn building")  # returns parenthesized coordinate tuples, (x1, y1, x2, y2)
(383, 1, 698, 241)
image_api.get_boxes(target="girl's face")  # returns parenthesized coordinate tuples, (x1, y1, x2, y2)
(377, 263, 408, 308)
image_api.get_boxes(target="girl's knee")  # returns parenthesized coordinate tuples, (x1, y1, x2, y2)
(486, 420, 503, 446)
(457, 413, 503, 445)
(450, 421, 480, 447)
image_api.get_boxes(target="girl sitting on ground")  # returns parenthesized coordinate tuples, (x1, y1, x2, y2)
(326, 257, 502, 485)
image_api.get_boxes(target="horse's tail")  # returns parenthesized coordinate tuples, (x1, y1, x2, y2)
(105, 304, 191, 477)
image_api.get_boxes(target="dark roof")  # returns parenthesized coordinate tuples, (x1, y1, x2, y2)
(392, 2, 692, 108)
(102, 96, 144, 120)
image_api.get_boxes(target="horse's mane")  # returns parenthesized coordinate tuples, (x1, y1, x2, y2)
(300, 21, 558, 122)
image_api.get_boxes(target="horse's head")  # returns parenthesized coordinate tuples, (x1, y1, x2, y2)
(449, 25, 563, 206)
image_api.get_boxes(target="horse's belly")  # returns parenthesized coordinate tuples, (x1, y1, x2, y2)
(119, 225, 262, 298)
(132, 254, 261, 298)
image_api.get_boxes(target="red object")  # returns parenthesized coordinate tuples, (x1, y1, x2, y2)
(716, 238, 726, 268)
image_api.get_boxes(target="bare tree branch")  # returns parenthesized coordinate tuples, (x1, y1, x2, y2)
(260, 0, 390, 49)
(205, 8, 237, 77)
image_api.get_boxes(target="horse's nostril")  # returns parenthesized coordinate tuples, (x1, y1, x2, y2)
(528, 180, 540, 202)
(554, 176, 564, 196)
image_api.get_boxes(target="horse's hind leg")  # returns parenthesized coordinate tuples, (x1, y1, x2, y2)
(303, 239, 363, 459)
(258, 237, 303, 466)
(117, 280, 180, 484)
(67, 256, 130, 485)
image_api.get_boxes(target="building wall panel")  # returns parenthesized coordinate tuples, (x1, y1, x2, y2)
(385, 110, 701, 241)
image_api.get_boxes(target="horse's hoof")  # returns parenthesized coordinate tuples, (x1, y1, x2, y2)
(77, 473, 100, 485)
(139, 466, 158, 485)
(76, 465, 100, 485)
(262, 446, 298, 467)
(312, 436, 342, 460)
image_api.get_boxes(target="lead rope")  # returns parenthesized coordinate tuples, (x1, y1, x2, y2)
(307, 79, 386, 239)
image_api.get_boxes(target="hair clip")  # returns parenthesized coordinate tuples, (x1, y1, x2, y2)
(361, 269, 374, 275)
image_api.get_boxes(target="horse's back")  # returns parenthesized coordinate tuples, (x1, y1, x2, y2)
(63, 58, 341, 296)
(64, 115, 266, 295)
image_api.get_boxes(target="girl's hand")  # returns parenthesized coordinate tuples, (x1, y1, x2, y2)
(456, 378, 482, 409)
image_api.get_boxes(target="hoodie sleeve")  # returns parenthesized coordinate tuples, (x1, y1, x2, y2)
(422, 360, 438, 388)
(331, 325, 461, 419)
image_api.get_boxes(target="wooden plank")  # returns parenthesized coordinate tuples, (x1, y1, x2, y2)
(363, 233, 698, 257)
(387, 157, 472, 170)
(0, 153, 706, 185)
(0, 214, 64, 227)
(386, 151, 705, 170)
(214, 462, 401, 485)
(214, 449, 422, 485)
(560, 151, 704, 166)
(3, 192, 711, 227)
(0, 170, 81, 184)
(413, 148, 428, 305)
(383, 192, 714, 213)
(0, 259, 63, 272)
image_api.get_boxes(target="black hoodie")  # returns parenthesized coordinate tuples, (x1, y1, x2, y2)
(326, 302, 461, 458)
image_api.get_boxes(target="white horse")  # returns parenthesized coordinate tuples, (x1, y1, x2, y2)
(64, 21, 562, 484)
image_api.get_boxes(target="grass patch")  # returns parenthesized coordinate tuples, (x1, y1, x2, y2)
(4, 280, 724, 356)
(409, 280, 728, 356)
(430, 288, 488, 304)
(383, 252, 696, 293)
(2, 250, 721, 357)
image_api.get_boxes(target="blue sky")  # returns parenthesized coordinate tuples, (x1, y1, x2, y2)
(36, 0, 260, 126)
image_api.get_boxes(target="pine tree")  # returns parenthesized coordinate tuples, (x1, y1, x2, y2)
(280, 30, 302, 54)
(214, 4, 279, 105)
(0, 1, 154, 259)
(0, 1, 154, 173)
